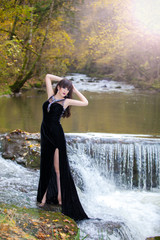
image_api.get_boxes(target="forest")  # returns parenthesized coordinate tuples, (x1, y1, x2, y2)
(0, 0, 160, 94)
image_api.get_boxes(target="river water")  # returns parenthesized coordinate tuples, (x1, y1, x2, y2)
(0, 73, 160, 239)
(0, 73, 160, 135)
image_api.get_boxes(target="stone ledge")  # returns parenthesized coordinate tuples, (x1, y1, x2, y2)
(1, 129, 40, 168)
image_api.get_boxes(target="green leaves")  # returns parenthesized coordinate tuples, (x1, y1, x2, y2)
(0, 0, 80, 93)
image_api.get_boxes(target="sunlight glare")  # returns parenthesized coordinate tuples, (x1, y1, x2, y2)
(133, 0, 160, 33)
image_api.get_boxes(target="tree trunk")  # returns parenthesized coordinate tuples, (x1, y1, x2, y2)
(9, 0, 55, 94)
(9, 0, 24, 40)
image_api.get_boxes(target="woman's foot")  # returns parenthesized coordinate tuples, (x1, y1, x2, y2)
(39, 191, 47, 207)
(39, 201, 46, 207)
(58, 194, 62, 206)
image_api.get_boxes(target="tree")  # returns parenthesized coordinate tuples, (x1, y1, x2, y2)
(71, 0, 160, 88)
(0, 0, 80, 93)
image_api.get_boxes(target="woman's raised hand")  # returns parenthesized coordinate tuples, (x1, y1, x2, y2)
(45, 74, 63, 99)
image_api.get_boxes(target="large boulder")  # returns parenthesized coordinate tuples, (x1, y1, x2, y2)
(1, 129, 40, 168)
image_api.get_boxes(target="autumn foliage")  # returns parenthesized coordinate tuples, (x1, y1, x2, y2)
(1, 0, 160, 94)
(0, 203, 78, 239)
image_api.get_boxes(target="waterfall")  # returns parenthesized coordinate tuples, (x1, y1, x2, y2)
(66, 133, 160, 191)
(65, 133, 160, 240)
(0, 133, 160, 239)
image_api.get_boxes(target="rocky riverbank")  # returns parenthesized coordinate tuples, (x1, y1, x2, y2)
(0, 203, 78, 239)
(1, 129, 41, 168)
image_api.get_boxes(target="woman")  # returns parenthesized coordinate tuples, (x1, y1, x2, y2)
(37, 74, 89, 221)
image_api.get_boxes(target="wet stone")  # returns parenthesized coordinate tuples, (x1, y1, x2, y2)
(1, 129, 40, 168)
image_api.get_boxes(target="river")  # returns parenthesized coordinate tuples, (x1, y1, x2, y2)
(0, 73, 160, 239)
(0, 73, 160, 135)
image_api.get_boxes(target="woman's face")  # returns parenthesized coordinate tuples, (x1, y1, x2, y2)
(58, 86, 69, 98)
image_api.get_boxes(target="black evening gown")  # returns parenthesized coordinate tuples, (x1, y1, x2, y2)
(37, 96, 88, 221)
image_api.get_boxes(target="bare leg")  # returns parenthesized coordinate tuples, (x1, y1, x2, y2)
(54, 148, 62, 205)
(39, 190, 47, 206)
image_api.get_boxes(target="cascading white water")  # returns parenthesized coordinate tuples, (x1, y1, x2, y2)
(66, 134, 160, 239)
(0, 133, 160, 240)
(0, 156, 39, 208)
(66, 133, 160, 190)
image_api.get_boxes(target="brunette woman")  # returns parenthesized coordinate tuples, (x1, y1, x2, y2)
(37, 74, 88, 221)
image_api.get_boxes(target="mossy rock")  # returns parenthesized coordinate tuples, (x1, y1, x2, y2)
(0, 202, 78, 239)
(146, 237, 160, 240)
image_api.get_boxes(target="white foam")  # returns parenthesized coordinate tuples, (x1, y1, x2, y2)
(66, 73, 135, 93)
(68, 150, 160, 240)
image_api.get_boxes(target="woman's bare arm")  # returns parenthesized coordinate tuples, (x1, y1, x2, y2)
(45, 74, 63, 99)
(64, 85, 88, 108)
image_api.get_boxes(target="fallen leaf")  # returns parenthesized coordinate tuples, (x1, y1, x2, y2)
(32, 222, 38, 226)
(69, 230, 75, 235)
(64, 225, 69, 229)
(60, 232, 67, 238)
(63, 219, 70, 223)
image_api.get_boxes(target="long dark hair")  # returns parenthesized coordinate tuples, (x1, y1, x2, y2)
(54, 78, 73, 118)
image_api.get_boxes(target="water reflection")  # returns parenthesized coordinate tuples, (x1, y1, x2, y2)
(0, 90, 160, 135)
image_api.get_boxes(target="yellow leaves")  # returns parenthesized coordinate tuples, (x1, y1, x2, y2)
(52, 219, 59, 222)
(11, 219, 16, 225)
(23, 222, 28, 227)
(24, 233, 32, 238)
(36, 231, 46, 239)
(4, 208, 8, 213)
(0, 223, 10, 232)
(60, 232, 67, 239)
(32, 221, 38, 226)
(6, 136, 11, 142)
(0, 205, 77, 240)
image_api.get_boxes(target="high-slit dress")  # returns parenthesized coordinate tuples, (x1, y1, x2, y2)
(37, 96, 88, 221)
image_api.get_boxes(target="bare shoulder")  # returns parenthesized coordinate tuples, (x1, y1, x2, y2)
(63, 98, 70, 109)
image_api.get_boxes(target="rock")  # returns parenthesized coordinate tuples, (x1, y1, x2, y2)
(1, 129, 40, 168)
(146, 237, 160, 240)
(0, 202, 78, 239)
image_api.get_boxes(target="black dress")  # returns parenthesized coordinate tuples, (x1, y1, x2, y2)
(37, 96, 88, 221)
